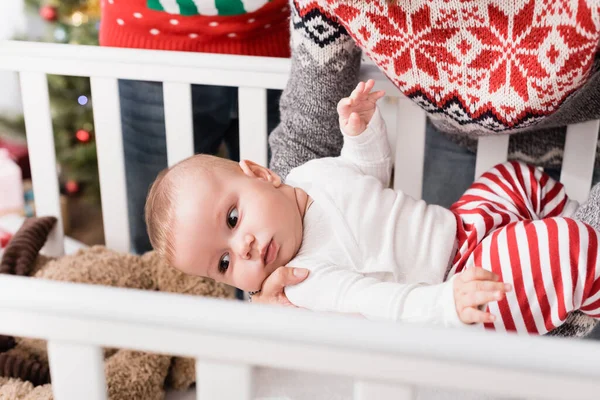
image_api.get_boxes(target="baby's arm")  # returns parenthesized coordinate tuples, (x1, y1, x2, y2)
(337, 80, 393, 186)
(285, 264, 458, 325)
(284, 264, 509, 326)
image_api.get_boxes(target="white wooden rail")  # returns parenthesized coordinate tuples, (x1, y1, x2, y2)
(1, 40, 600, 400)
(1, 275, 600, 400)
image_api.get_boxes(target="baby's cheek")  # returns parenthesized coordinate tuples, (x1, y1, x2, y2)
(235, 266, 266, 292)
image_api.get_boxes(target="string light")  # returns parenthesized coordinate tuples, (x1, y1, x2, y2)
(76, 129, 91, 143)
(71, 11, 87, 27)
(54, 27, 67, 42)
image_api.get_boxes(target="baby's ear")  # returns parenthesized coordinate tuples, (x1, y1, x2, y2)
(239, 160, 282, 187)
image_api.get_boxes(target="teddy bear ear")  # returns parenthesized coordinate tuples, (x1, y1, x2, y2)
(0, 336, 15, 353)
(0, 216, 57, 276)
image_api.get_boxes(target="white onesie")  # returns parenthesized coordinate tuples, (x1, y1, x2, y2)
(284, 107, 463, 327)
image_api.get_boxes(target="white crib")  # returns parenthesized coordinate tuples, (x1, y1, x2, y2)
(2, 40, 600, 400)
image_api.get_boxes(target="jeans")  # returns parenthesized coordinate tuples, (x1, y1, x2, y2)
(118, 79, 282, 255)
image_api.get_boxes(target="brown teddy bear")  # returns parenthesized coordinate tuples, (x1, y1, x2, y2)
(0, 217, 236, 400)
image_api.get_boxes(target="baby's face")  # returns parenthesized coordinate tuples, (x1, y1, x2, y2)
(172, 163, 304, 292)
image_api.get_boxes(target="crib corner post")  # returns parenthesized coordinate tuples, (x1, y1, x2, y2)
(354, 380, 415, 400)
(195, 359, 253, 400)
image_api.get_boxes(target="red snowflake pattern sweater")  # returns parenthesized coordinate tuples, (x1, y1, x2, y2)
(99, 0, 290, 57)
(269, 0, 600, 179)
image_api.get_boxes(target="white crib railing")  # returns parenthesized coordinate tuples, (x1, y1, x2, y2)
(3, 274, 600, 400)
(1, 40, 600, 400)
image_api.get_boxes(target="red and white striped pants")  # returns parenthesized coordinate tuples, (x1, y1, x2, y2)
(447, 161, 600, 335)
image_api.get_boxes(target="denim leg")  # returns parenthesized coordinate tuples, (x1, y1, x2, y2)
(543, 166, 600, 187)
(267, 89, 282, 134)
(191, 84, 236, 158)
(422, 118, 477, 208)
(206, 87, 282, 163)
(119, 79, 168, 254)
(266, 89, 282, 164)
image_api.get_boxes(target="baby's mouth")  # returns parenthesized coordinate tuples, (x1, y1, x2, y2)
(263, 238, 277, 267)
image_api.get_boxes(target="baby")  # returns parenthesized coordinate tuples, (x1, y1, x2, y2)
(145, 80, 600, 334)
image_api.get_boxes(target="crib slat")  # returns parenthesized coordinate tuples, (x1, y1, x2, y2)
(475, 135, 510, 179)
(394, 99, 427, 199)
(195, 359, 253, 400)
(354, 380, 415, 400)
(90, 76, 130, 253)
(47, 341, 107, 400)
(19, 71, 64, 257)
(164, 82, 194, 166)
(379, 96, 399, 185)
(238, 87, 268, 167)
(560, 119, 600, 204)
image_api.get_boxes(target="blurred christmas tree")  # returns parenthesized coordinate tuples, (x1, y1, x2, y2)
(7, 0, 101, 202)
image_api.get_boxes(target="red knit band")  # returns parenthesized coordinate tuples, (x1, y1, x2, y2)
(99, 0, 290, 58)
(100, 19, 290, 57)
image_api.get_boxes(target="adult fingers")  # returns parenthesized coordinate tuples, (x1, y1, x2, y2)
(261, 266, 309, 296)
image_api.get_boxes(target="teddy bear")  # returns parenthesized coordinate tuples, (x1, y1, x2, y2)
(0, 216, 237, 400)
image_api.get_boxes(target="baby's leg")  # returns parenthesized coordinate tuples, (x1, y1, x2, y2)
(464, 218, 600, 335)
(452, 161, 579, 221)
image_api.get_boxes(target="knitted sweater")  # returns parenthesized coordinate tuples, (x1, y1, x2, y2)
(99, 0, 290, 57)
(269, 0, 600, 179)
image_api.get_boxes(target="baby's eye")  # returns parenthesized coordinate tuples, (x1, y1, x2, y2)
(227, 207, 239, 228)
(219, 253, 230, 274)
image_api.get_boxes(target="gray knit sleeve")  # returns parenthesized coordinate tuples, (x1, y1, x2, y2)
(575, 182, 600, 232)
(268, 3, 362, 180)
(547, 184, 600, 338)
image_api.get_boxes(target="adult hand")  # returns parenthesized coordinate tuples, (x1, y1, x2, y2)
(250, 266, 309, 306)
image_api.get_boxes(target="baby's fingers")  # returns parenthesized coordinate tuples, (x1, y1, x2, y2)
(344, 112, 365, 136)
(336, 97, 353, 116)
(363, 79, 376, 94)
(463, 280, 512, 294)
(349, 112, 361, 126)
(461, 307, 497, 324)
(466, 289, 506, 307)
(461, 267, 499, 283)
(350, 81, 366, 99)
(368, 90, 386, 103)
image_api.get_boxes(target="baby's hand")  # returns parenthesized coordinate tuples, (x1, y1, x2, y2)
(453, 267, 512, 324)
(337, 79, 385, 137)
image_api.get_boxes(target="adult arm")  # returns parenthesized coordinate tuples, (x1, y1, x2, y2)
(268, 2, 362, 179)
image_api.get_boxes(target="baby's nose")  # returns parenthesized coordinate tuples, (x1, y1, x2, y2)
(238, 234, 255, 259)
